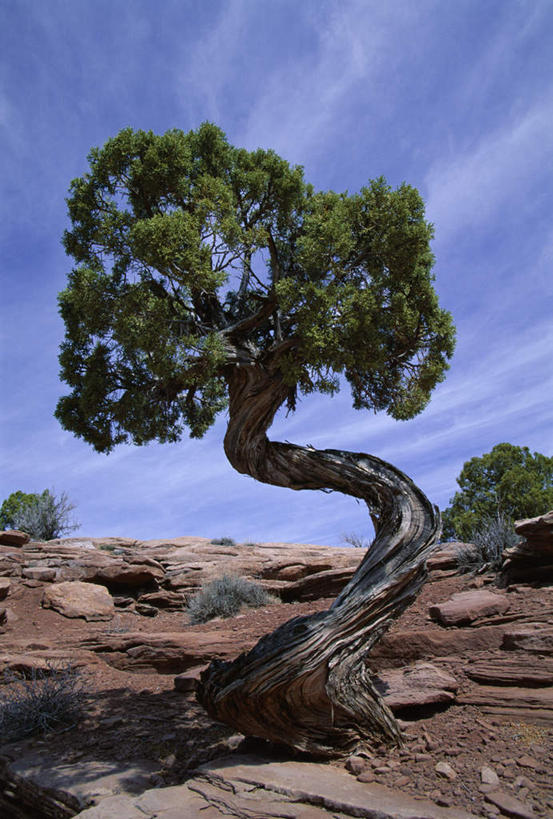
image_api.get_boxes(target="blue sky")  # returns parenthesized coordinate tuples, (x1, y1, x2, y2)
(1, 0, 552, 545)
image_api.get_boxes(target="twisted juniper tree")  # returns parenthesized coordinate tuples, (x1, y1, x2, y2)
(57, 123, 455, 756)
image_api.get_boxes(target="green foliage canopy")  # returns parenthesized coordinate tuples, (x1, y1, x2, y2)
(442, 443, 553, 541)
(56, 123, 455, 452)
(0, 491, 43, 530)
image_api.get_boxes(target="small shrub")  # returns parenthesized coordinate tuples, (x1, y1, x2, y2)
(457, 513, 521, 574)
(242, 542, 259, 548)
(342, 532, 371, 549)
(0, 663, 84, 742)
(187, 574, 277, 624)
(12, 489, 79, 541)
(210, 537, 236, 547)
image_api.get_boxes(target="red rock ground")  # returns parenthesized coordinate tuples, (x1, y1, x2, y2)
(1, 567, 553, 817)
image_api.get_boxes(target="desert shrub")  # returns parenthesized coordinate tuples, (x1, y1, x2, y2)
(210, 537, 236, 547)
(456, 513, 521, 574)
(242, 542, 259, 548)
(342, 532, 371, 548)
(0, 663, 84, 742)
(187, 574, 276, 624)
(11, 489, 79, 541)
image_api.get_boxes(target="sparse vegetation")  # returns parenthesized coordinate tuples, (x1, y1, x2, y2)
(0, 663, 84, 742)
(456, 512, 521, 573)
(210, 537, 236, 547)
(187, 574, 277, 624)
(342, 532, 372, 549)
(9, 489, 79, 541)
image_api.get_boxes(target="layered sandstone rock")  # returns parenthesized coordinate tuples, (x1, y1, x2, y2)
(372, 662, 459, 711)
(502, 510, 553, 584)
(0, 535, 366, 610)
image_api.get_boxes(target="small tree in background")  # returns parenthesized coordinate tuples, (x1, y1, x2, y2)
(4, 489, 80, 541)
(442, 443, 553, 542)
(0, 490, 41, 530)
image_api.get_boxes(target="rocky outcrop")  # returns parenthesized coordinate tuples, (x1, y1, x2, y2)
(502, 510, 553, 584)
(42, 581, 115, 621)
(0, 536, 363, 606)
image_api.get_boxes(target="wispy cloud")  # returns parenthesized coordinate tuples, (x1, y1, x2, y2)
(425, 93, 553, 244)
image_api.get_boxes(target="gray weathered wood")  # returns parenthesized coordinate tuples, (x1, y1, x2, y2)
(197, 360, 440, 757)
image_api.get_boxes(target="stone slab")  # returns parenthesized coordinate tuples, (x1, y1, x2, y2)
(199, 755, 479, 818)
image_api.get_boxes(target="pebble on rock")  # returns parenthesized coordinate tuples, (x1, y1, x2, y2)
(480, 765, 500, 786)
(434, 761, 457, 780)
(345, 756, 368, 775)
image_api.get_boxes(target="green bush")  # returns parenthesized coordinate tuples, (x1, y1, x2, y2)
(442, 443, 553, 541)
(0, 663, 84, 742)
(187, 575, 276, 624)
(210, 537, 236, 547)
(1, 491, 43, 530)
(10, 489, 79, 541)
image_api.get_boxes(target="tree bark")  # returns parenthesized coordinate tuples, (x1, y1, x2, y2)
(197, 359, 440, 757)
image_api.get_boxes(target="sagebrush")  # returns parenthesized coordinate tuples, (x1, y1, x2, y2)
(456, 512, 521, 573)
(187, 574, 277, 624)
(342, 532, 371, 548)
(11, 489, 79, 541)
(0, 663, 84, 742)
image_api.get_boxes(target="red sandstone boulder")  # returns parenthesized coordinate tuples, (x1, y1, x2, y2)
(42, 581, 115, 621)
(0, 530, 30, 547)
(429, 590, 510, 627)
(514, 510, 553, 550)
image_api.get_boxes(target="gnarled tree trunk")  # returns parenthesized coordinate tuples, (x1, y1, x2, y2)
(197, 358, 440, 757)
